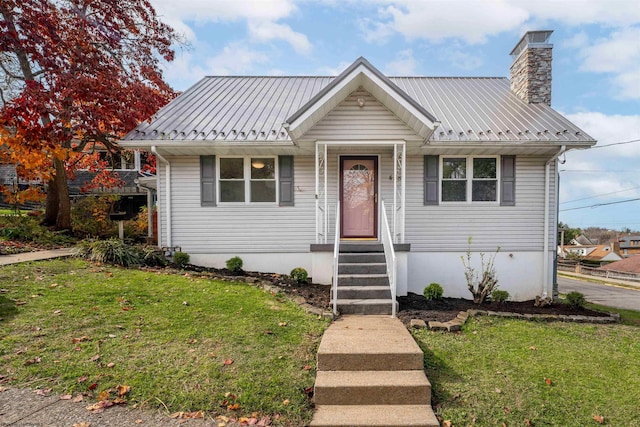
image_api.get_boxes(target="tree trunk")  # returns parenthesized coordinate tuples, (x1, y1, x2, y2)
(42, 177, 59, 226)
(53, 157, 71, 231)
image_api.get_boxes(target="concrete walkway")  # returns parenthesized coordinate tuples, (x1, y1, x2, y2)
(310, 315, 439, 427)
(0, 248, 74, 266)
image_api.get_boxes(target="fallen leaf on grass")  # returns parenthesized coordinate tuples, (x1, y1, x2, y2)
(72, 423, 91, 427)
(494, 388, 501, 394)
(504, 406, 511, 414)
(529, 346, 538, 351)
(278, 322, 287, 327)
(72, 336, 90, 343)
(282, 399, 289, 406)
(98, 391, 111, 401)
(227, 403, 240, 410)
(302, 365, 311, 371)
(24, 357, 41, 365)
(223, 359, 234, 366)
(60, 394, 73, 400)
(117, 384, 131, 397)
(135, 420, 143, 424)
(77, 375, 87, 383)
(593, 414, 605, 424)
(525, 419, 531, 426)
(53, 309, 62, 315)
(72, 394, 84, 403)
(0, 387, 7, 392)
(545, 378, 552, 386)
(106, 362, 115, 368)
(90, 354, 100, 362)
(442, 421, 453, 427)
(88, 383, 98, 391)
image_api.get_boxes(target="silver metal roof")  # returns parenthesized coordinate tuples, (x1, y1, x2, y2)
(123, 75, 595, 144)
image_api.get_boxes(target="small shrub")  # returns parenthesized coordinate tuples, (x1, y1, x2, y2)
(74, 239, 141, 267)
(290, 267, 308, 283)
(226, 256, 243, 273)
(140, 246, 166, 267)
(565, 291, 586, 309)
(423, 283, 443, 300)
(172, 251, 190, 268)
(491, 289, 510, 304)
(462, 237, 500, 304)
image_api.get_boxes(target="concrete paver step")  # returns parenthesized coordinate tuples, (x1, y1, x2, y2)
(314, 370, 431, 405)
(338, 262, 387, 274)
(336, 285, 391, 299)
(309, 405, 440, 427)
(333, 299, 396, 315)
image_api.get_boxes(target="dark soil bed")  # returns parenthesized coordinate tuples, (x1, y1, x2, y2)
(397, 292, 611, 324)
(155, 264, 612, 325)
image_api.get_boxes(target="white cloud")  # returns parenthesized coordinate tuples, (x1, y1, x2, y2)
(385, 49, 417, 75)
(443, 49, 484, 71)
(248, 20, 312, 54)
(560, 112, 640, 219)
(358, 0, 640, 44)
(315, 61, 353, 76)
(205, 43, 270, 75)
(576, 27, 640, 100)
(151, 0, 297, 23)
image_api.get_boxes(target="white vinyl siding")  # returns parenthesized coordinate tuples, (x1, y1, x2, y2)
(159, 156, 315, 253)
(406, 155, 555, 252)
(302, 89, 423, 142)
(157, 154, 556, 255)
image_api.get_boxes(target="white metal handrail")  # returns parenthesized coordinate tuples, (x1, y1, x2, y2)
(332, 202, 340, 316)
(380, 201, 397, 317)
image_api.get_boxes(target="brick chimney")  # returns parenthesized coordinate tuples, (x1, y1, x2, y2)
(510, 30, 553, 105)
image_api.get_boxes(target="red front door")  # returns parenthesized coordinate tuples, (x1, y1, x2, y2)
(340, 156, 378, 238)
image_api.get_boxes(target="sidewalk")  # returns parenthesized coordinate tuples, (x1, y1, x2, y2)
(0, 248, 74, 266)
(558, 271, 640, 291)
(0, 387, 221, 426)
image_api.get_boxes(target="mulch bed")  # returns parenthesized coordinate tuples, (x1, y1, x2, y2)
(137, 263, 615, 325)
(396, 292, 611, 324)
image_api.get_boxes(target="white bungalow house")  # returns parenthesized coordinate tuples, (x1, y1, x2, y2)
(121, 31, 595, 313)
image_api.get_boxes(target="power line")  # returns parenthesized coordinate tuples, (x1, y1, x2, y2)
(589, 138, 640, 149)
(561, 186, 640, 204)
(559, 197, 640, 212)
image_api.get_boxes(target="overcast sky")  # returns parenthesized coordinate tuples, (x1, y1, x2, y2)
(149, 0, 640, 231)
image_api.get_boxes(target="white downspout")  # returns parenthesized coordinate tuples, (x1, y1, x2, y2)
(543, 145, 566, 298)
(151, 146, 172, 248)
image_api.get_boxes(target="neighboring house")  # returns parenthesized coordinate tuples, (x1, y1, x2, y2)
(619, 235, 640, 257)
(581, 243, 623, 264)
(599, 255, 640, 275)
(121, 31, 596, 301)
(569, 234, 595, 246)
(560, 245, 598, 258)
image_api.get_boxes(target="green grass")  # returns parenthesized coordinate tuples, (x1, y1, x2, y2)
(0, 259, 329, 425)
(413, 317, 640, 427)
(0, 209, 27, 216)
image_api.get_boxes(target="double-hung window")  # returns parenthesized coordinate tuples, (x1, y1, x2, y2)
(441, 156, 498, 203)
(219, 157, 276, 203)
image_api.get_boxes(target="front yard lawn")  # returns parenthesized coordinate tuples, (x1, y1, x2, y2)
(415, 317, 640, 427)
(0, 259, 328, 425)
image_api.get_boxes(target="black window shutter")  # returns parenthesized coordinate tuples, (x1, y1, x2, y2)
(501, 155, 516, 206)
(424, 155, 439, 205)
(279, 155, 294, 206)
(201, 155, 216, 206)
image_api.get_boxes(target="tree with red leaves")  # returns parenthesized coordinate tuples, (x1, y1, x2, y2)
(0, 0, 177, 230)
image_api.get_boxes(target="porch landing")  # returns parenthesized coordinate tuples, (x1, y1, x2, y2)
(310, 315, 439, 427)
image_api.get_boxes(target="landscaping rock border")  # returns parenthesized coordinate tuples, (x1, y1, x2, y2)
(411, 309, 620, 332)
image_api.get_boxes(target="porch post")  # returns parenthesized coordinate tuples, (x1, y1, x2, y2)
(401, 142, 406, 243)
(324, 143, 328, 244)
(315, 143, 319, 244)
(393, 144, 398, 243)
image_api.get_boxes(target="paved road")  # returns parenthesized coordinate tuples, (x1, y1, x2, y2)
(558, 276, 640, 311)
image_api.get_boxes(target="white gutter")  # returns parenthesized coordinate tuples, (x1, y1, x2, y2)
(543, 145, 566, 298)
(151, 146, 172, 248)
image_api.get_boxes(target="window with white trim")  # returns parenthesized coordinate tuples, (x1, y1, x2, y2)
(441, 156, 498, 202)
(218, 157, 277, 203)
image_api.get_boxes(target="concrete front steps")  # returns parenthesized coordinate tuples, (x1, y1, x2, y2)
(333, 243, 396, 315)
(309, 316, 439, 427)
